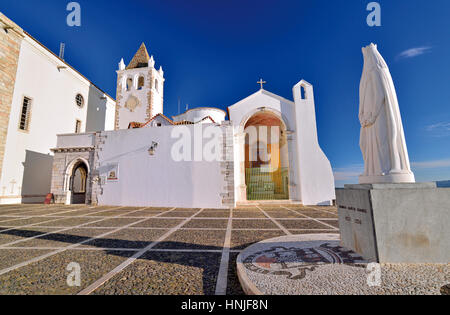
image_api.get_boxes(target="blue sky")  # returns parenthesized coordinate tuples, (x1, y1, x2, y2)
(2, 0, 450, 186)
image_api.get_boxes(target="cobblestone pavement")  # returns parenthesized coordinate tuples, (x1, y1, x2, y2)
(0, 204, 339, 295)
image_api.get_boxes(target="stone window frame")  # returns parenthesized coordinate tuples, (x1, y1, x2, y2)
(75, 119, 82, 134)
(18, 95, 33, 133)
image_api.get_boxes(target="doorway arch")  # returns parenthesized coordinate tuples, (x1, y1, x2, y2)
(65, 158, 89, 205)
(243, 111, 290, 201)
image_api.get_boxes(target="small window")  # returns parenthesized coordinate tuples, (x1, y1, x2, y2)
(19, 96, 32, 131)
(155, 79, 159, 92)
(137, 76, 145, 90)
(75, 120, 82, 134)
(127, 78, 133, 91)
(75, 94, 84, 108)
(300, 86, 307, 100)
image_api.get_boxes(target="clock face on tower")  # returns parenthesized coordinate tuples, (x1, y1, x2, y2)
(124, 95, 140, 112)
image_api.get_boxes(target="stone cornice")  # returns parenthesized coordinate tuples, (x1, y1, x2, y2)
(51, 147, 95, 153)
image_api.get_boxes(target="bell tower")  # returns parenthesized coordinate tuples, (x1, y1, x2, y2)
(115, 43, 165, 130)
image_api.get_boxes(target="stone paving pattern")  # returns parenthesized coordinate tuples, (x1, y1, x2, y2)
(0, 203, 339, 295)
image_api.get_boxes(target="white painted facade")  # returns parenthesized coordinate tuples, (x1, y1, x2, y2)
(95, 126, 227, 208)
(0, 32, 115, 204)
(51, 82, 335, 208)
(228, 84, 335, 206)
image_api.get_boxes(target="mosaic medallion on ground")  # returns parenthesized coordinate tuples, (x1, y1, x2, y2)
(237, 234, 370, 295)
(237, 234, 449, 295)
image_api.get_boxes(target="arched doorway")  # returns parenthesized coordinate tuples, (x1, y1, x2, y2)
(70, 161, 88, 204)
(244, 111, 290, 201)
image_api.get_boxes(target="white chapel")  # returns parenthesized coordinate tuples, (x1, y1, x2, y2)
(49, 44, 335, 208)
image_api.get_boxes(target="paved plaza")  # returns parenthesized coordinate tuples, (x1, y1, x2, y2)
(0, 204, 338, 295)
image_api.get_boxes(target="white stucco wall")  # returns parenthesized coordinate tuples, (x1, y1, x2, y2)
(56, 133, 96, 148)
(292, 81, 335, 205)
(0, 34, 115, 204)
(228, 90, 301, 203)
(96, 125, 227, 208)
(228, 87, 335, 206)
(172, 107, 227, 124)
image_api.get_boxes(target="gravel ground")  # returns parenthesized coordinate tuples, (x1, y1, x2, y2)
(232, 219, 279, 229)
(154, 230, 226, 250)
(85, 218, 142, 228)
(35, 217, 99, 227)
(227, 253, 246, 295)
(195, 210, 231, 218)
(0, 227, 59, 245)
(163, 211, 199, 218)
(0, 217, 25, 223)
(293, 208, 338, 219)
(0, 249, 53, 270)
(183, 219, 229, 229)
(263, 210, 305, 218)
(7, 204, 441, 296)
(1, 217, 62, 227)
(232, 211, 267, 218)
(122, 210, 164, 217)
(93, 252, 221, 295)
(85, 210, 134, 217)
(0, 250, 135, 295)
(278, 219, 332, 230)
(231, 230, 286, 250)
(132, 218, 184, 228)
(12, 228, 116, 248)
(82, 228, 168, 249)
(57, 209, 110, 217)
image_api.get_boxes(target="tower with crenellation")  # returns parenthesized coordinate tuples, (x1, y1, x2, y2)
(115, 43, 165, 130)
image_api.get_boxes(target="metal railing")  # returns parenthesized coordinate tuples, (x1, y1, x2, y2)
(245, 167, 289, 201)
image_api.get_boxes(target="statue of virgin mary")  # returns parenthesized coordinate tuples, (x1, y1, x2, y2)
(359, 43, 415, 184)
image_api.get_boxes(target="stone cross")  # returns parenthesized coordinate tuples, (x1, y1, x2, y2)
(257, 79, 266, 90)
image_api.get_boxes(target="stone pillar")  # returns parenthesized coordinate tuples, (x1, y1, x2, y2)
(0, 14, 24, 183)
(220, 124, 235, 207)
(235, 132, 247, 202)
(286, 131, 299, 201)
(90, 132, 107, 206)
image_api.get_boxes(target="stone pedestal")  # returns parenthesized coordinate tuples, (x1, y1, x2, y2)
(359, 171, 415, 185)
(336, 183, 450, 263)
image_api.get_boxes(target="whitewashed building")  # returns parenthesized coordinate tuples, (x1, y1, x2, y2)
(0, 13, 116, 204)
(49, 43, 335, 208)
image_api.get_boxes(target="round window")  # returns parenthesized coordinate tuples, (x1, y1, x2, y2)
(75, 94, 85, 108)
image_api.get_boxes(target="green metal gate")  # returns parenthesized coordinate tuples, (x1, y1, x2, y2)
(246, 167, 289, 201)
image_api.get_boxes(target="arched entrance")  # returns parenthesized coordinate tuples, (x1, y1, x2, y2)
(69, 161, 88, 204)
(244, 111, 290, 201)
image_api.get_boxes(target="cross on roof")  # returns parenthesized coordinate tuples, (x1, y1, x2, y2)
(257, 79, 267, 90)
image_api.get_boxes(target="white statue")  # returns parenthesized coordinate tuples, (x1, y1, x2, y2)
(359, 43, 415, 184)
